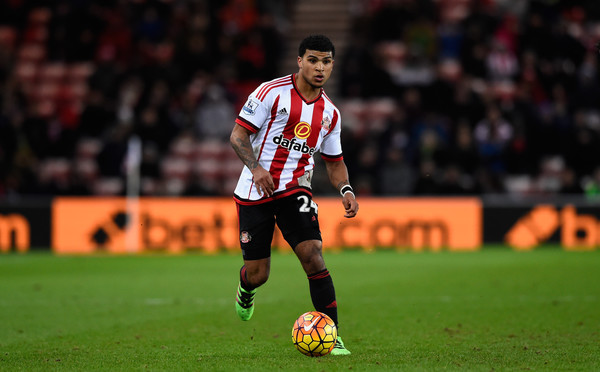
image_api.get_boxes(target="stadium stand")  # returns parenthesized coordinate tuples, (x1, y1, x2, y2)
(0, 0, 599, 198)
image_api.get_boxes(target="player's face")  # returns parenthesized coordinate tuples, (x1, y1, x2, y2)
(297, 50, 334, 89)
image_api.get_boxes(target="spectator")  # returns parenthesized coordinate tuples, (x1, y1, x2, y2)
(413, 160, 440, 195)
(195, 83, 236, 141)
(558, 167, 584, 195)
(583, 167, 600, 199)
(96, 125, 129, 178)
(438, 165, 471, 195)
(444, 120, 480, 175)
(473, 105, 513, 174)
(379, 148, 414, 195)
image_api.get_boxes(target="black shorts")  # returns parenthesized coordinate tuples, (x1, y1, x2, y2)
(236, 192, 322, 260)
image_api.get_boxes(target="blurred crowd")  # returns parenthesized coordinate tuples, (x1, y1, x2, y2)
(0, 0, 600, 199)
(337, 0, 600, 197)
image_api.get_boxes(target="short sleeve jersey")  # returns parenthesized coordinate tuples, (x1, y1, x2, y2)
(234, 74, 343, 205)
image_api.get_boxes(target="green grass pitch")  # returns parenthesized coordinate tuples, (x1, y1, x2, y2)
(1, 247, 599, 371)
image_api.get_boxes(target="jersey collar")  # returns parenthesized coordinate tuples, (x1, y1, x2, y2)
(291, 74, 323, 105)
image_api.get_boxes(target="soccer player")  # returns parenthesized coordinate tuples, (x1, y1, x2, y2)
(230, 34, 358, 356)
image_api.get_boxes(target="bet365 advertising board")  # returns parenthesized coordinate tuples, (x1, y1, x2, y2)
(1, 197, 599, 253)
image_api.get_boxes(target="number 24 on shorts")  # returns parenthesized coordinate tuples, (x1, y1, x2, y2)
(298, 195, 318, 214)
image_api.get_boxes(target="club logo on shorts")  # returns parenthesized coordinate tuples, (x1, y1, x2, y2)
(294, 122, 311, 139)
(242, 99, 258, 115)
(321, 116, 331, 131)
(240, 231, 252, 243)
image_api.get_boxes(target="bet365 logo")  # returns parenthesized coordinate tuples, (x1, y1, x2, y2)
(90, 211, 129, 248)
(505, 205, 600, 250)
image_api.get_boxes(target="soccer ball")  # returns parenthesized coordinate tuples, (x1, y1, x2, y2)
(291, 311, 337, 357)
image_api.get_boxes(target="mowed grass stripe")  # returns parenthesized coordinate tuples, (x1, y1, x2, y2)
(0, 249, 599, 371)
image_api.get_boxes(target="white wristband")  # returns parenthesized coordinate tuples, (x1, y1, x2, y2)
(340, 185, 354, 197)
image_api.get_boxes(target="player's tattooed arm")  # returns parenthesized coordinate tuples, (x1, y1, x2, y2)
(231, 135, 258, 171)
(230, 124, 275, 196)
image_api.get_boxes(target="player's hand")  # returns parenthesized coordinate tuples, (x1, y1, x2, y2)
(251, 166, 275, 197)
(342, 193, 358, 218)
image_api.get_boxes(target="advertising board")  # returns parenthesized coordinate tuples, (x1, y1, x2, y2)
(52, 197, 482, 253)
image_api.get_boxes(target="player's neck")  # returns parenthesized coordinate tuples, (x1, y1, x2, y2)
(294, 73, 322, 101)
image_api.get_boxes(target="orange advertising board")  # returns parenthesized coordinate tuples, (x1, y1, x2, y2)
(0, 214, 30, 253)
(316, 197, 481, 251)
(52, 197, 239, 254)
(505, 204, 600, 251)
(52, 197, 482, 254)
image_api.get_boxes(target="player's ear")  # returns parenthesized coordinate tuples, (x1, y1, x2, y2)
(297, 55, 303, 69)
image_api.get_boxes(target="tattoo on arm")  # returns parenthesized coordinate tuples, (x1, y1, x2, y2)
(232, 137, 259, 170)
(336, 180, 349, 191)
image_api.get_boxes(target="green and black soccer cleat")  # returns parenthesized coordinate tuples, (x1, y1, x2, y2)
(330, 336, 351, 356)
(235, 282, 256, 321)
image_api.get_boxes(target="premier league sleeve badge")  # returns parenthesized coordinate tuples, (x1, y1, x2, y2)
(242, 98, 259, 116)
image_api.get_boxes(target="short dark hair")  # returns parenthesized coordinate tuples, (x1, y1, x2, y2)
(298, 34, 335, 58)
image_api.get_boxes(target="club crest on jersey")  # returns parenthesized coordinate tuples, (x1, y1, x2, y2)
(321, 116, 331, 130)
(273, 134, 317, 156)
(294, 122, 312, 140)
(242, 99, 258, 115)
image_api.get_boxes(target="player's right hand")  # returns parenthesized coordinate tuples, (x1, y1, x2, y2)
(251, 166, 275, 197)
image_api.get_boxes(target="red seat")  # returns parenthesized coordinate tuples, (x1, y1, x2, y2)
(39, 62, 67, 83)
(17, 43, 46, 63)
(93, 177, 124, 196)
(67, 62, 95, 83)
(0, 26, 17, 51)
(28, 7, 52, 25)
(15, 62, 38, 83)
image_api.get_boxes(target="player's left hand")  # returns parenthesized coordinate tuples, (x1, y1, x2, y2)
(342, 193, 358, 218)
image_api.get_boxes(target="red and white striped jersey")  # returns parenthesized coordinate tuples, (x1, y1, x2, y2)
(233, 74, 343, 205)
